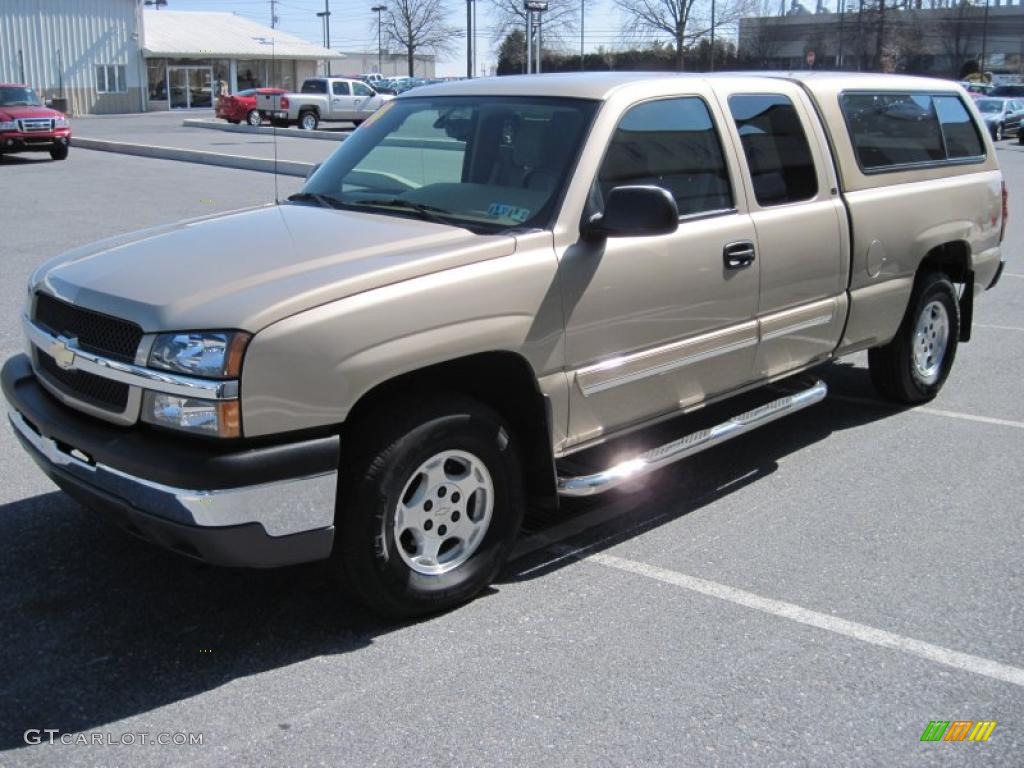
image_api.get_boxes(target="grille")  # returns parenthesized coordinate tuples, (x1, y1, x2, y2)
(34, 293, 142, 363)
(19, 118, 53, 132)
(37, 351, 130, 411)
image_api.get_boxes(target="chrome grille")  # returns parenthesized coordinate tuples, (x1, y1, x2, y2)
(37, 350, 130, 411)
(33, 293, 143, 363)
(19, 118, 53, 133)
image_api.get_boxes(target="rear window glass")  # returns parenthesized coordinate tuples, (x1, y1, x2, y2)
(933, 96, 984, 159)
(728, 94, 818, 206)
(840, 93, 983, 170)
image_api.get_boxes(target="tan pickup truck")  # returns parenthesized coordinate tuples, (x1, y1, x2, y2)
(3, 72, 1007, 617)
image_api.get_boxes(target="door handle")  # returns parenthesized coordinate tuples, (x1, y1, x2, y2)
(724, 241, 756, 269)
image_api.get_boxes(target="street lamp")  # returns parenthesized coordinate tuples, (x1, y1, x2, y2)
(372, 5, 387, 75)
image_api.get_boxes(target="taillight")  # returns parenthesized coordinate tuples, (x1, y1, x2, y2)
(280, 96, 289, 109)
(1001, 180, 1008, 243)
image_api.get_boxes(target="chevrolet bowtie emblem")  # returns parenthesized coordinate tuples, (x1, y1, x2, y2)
(50, 338, 77, 370)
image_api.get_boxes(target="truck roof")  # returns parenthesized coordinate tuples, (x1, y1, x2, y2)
(407, 71, 965, 101)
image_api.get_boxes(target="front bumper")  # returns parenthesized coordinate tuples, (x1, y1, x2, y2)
(3, 354, 338, 567)
(0, 130, 70, 153)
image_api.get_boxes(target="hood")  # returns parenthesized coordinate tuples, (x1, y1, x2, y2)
(32, 204, 516, 333)
(0, 105, 63, 120)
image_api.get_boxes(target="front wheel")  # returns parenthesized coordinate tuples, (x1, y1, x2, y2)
(994, 122, 1005, 141)
(49, 144, 68, 160)
(868, 272, 959, 404)
(333, 395, 524, 618)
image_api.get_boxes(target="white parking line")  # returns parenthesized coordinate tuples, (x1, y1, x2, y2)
(829, 394, 1024, 430)
(576, 549, 1024, 689)
(975, 323, 1024, 332)
(1001, 273, 1024, 279)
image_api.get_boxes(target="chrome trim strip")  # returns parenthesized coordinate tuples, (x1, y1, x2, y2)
(557, 377, 828, 496)
(23, 316, 238, 400)
(576, 322, 759, 397)
(8, 410, 336, 537)
(760, 313, 834, 342)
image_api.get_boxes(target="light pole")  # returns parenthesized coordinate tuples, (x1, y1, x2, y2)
(466, 0, 474, 78)
(980, 0, 990, 77)
(580, 0, 585, 71)
(372, 5, 386, 74)
(710, 0, 716, 71)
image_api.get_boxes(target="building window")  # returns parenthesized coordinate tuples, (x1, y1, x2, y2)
(97, 64, 127, 94)
(148, 60, 167, 100)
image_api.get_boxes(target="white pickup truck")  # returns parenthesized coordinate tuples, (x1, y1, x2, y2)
(281, 77, 392, 130)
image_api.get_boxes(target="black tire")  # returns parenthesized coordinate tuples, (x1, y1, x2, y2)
(333, 394, 524, 618)
(868, 272, 960, 404)
(246, 109, 262, 127)
(994, 122, 1004, 141)
(49, 144, 68, 161)
(299, 110, 319, 130)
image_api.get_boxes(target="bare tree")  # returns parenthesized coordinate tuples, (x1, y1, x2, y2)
(612, 0, 696, 69)
(486, 0, 579, 48)
(384, 0, 463, 76)
(938, 1, 980, 79)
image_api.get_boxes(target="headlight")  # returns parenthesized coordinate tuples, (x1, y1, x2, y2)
(141, 393, 241, 438)
(53, 116, 68, 128)
(0, 120, 17, 131)
(149, 331, 250, 379)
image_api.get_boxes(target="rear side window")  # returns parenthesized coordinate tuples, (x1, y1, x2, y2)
(728, 94, 818, 206)
(301, 80, 327, 94)
(840, 93, 984, 170)
(597, 97, 733, 217)
(332, 81, 350, 96)
(933, 96, 984, 160)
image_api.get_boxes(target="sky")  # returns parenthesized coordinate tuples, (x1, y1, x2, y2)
(159, 0, 638, 77)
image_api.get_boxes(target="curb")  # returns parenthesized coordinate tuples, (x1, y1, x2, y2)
(73, 137, 315, 177)
(182, 118, 351, 142)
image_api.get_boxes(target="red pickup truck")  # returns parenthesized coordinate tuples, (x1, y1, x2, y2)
(0, 84, 71, 161)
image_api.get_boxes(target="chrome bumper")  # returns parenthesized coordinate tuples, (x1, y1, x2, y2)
(9, 409, 336, 538)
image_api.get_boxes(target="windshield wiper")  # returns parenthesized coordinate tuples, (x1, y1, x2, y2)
(286, 191, 346, 209)
(350, 198, 457, 227)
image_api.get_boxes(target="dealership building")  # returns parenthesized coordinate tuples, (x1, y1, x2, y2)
(0, 0, 341, 114)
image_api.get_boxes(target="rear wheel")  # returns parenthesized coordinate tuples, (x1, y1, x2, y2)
(868, 272, 959, 404)
(246, 109, 262, 127)
(49, 144, 68, 161)
(332, 395, 524, 618)
(994, 122, 1005, 141)
(299, 110, 319, 130)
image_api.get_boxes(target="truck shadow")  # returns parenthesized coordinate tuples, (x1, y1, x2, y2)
(0, 360, 904, 749)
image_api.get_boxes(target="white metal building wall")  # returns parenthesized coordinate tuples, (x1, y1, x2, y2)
(0, 0, 145, 114)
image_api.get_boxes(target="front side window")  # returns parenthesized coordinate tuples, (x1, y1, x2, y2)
(728, 94, 818, 207)
(841, 93, 947, 169)
(597, 97, 733, 217)
(933, 95, 984, 159)
(353, 82, 373, 97)
(297, 96, 598, 232)
(332, 81, 350, 96)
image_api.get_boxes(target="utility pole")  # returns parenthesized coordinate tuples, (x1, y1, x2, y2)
(372, 5, 386, 74)
(980, 0, 990, 76)
(270, 0, 278, 28)
(837, 0, 845, 70)
(467, 0, 474, 78)
(875, 0, 885, 71)
(526, 13, 532, 74)
(710, 0, 716, 71)
(580, 0, 585, 71)
(325, 0, 331, 75)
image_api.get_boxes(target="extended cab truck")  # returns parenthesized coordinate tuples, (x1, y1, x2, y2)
(283, 77, 392, 130)
(2, 73, 1007, 617)
(0, 83, 71, 160)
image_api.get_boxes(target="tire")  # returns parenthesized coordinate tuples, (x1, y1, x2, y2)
(246, 109, 262, 127)
(333, 394, 524, 618)
(299, 110, 319, 131)
(868, 272, 959, 404)
(49, 144, 68, 161)
(994, 122, 1004, 141)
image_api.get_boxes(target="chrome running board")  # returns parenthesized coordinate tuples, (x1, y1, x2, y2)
(556, 378, 828, 497)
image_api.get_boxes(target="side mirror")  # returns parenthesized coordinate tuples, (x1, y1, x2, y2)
(305, 162, 321, 182)
(583, 185, 679, 240)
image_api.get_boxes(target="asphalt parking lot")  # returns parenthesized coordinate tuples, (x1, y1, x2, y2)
(0, 142, 1022, 767)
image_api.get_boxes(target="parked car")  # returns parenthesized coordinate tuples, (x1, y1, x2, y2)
(974, 97, 1024, 140)
(280, 77, 392, 130)
(0, 83, 71, 161)
(3, 73, 1006, 618)
(215, 87, 287, 126)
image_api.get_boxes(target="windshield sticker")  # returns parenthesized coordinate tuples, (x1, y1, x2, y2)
(487, 203, 531, 223)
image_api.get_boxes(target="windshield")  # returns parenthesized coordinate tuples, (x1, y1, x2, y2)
(296, 96, 598, 233)
(0, 86, 41, 107)
(976, 99, 1003, 114)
